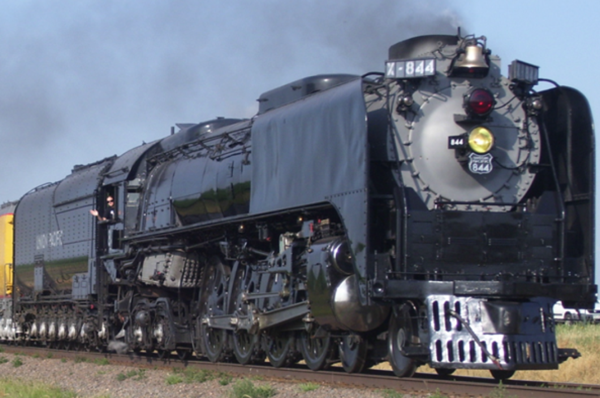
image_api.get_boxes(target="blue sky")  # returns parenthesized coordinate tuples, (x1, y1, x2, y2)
(1, 1, 599, 284)
(464, 0, 599, 107)
(463, 0, 600, 288)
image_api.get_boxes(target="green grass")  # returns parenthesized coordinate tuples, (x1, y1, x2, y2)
(164, 368, 217, 385)
(218, 373, 233, 386)
(529, 323, 600, 384)
(229, 379, 276, 398)
(12, 357, 23, 367)
(487, 382, 517, 398)
(416, 324, 600, 385)
(165, 373, 184, 385)
(116, 369, 146, 382)
(0, 378, 77, 398)
(298, 382, 320, 392)
(94, 358, 110, 366)
(429, 389, 448, 398)
(380, 389, 404, 398)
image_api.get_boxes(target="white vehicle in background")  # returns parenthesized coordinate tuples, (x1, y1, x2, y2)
(553, 301, 597, 324)
(591, 301, 600, 323)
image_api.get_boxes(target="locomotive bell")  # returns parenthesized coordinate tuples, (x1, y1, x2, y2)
(456, 45, 488, 69)
(452, 44, 489, 77)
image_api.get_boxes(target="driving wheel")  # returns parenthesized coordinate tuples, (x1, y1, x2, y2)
(265, 332, 298, 368)
(201, 258, 231, 363)
(232, 329, 261, 365)
(230, 266, 263, 365)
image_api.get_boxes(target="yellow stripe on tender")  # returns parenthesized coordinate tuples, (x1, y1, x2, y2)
(0, 213, 13, 298)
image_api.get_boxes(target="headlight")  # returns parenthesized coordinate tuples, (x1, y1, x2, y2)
(468, 127, 494, 154)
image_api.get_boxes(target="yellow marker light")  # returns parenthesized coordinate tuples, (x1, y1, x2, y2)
(468, 127, 494, 154)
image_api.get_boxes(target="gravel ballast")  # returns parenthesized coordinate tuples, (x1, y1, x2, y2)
(0, 352, 431, 398)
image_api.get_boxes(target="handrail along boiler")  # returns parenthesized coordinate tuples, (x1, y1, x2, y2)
(0, 32, 594, 380)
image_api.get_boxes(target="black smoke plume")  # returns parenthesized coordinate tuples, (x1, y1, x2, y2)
(0, 0, 461, 201)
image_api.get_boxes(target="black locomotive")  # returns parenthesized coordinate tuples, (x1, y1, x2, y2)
(0, 32, 595, 380)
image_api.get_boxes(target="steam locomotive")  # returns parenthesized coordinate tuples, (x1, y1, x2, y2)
(0, 32, 595, 380)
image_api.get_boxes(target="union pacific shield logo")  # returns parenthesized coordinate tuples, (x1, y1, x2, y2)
(468, 153, 493, 174)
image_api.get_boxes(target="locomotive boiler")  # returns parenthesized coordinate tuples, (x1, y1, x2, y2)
(1, 32, 595, 380)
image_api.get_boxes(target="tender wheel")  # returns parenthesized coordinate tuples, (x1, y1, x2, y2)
(176, 349, 191, 360)
(339, 334, 367, 373)
(300, 328, 335, 371)
(156, 349, 170, 359)
(265, 332, 298, 368)
(490, 369, 515, 380)
(435, 368, 456, 377)
(388, 306, 417, 377)
(83, 342, 96, 352)
(201, 258, 231, 363)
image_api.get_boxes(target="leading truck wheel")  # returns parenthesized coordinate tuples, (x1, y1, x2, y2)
(339, 333, 367, 373)
(435, 368, 456, 377)
(490, 369, 515, 380)
(300, 328, 335, 371)
(388, 306, 416, 378)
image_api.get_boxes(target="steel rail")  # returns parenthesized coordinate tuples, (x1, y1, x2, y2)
(2, 345, 599, 398)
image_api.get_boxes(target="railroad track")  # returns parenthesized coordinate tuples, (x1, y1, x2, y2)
(2, 344, 598, 398)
